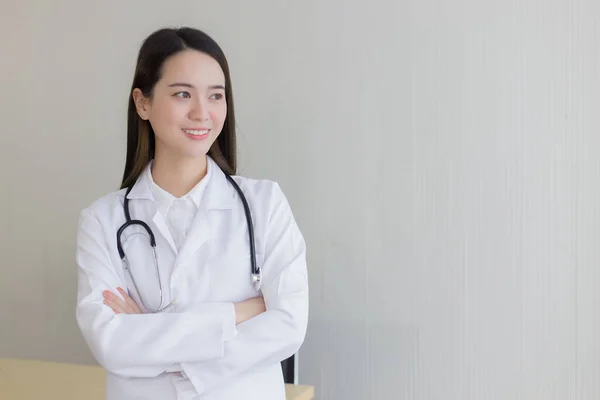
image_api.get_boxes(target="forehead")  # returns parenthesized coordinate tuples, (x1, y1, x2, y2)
(159, 49, 225, 86)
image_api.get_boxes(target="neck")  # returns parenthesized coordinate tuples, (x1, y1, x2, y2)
(151, 152, 208, 198)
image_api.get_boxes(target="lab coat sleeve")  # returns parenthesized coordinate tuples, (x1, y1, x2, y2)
(180, 182, 309, 395)
(75, 209, 237, 378)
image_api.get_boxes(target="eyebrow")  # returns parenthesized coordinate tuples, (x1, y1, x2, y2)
(167, 83, 226, 90)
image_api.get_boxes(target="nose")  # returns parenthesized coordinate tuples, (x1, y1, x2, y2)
(189, 98, 209, 121)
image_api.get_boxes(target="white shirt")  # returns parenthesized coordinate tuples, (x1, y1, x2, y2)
(148, 160, 211, 251)
(75, 156, 309, 400)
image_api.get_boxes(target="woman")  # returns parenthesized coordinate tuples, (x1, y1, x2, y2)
(75, 26, 309, 400)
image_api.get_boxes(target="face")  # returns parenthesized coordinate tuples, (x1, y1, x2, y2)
(133, 49, 227, 160)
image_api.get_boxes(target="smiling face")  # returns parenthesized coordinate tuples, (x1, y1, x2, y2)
(132, 49, 228, 160)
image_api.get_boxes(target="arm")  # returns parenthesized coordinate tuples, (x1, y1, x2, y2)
(75, 210, 238, 378)
(181, 183, 309, 395)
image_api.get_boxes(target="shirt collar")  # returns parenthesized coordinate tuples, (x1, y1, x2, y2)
(127, 156, 235, 210)
(146, 158, 213, 216)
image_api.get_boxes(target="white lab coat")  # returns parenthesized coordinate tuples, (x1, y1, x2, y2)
(75, 157, 309, 400)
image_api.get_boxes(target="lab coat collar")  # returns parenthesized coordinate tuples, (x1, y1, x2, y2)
(126, 156, 236, 210)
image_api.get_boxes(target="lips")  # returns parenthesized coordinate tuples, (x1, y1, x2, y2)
(182, 128, 210, 141)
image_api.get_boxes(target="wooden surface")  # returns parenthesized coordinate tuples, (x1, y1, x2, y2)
(282, 382, 315, 400)
(0, 358, 314, 400)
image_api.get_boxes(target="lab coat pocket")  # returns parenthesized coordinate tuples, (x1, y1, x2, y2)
(209, 252, 263, 302)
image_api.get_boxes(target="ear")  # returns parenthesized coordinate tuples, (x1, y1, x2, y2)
(132, 88, 150, 120)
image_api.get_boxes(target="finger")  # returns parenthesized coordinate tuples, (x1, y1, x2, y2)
(103, 291, 128, 313)
(104, 297, 125, 314)
(105, 301, 122, 314)
(104, 292, 127, 313)
(109, 288, 136, 314)
(117, 287, 142, 314)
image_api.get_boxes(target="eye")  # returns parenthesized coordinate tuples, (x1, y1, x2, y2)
(209, 93, 224, 100)
(174, 91, 191, 98)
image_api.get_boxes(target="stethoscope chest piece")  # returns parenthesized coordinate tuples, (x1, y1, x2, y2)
(252, 271, 262, 292)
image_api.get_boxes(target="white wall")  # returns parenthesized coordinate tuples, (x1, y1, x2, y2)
(1, 1, 600, 399)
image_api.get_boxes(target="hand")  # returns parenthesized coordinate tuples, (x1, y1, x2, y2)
(234, 296, 266, 324)
(103, 287, 143, 314)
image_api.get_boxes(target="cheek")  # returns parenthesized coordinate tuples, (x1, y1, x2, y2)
(148, 104, 186, 141)
(149, 100, 180, 126)
(210, 105, 227, 127)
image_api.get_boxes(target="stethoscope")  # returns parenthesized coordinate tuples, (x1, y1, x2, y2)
(116, 168, 260, 313)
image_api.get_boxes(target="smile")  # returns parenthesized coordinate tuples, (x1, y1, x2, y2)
(183, 129, 210, 136)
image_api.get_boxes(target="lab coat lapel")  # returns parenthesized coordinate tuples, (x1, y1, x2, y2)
(152, 212, 178, 254)
(173, 159, 237, 267)
(126, 163, 178, 255)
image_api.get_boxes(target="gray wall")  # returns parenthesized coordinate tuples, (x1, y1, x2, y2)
(2, 1, 599, 399)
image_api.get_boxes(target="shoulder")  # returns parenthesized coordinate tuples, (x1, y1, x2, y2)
(78, 188, 127, 222)
(228, 175, 289, 209)
(228, 175, 299, 233)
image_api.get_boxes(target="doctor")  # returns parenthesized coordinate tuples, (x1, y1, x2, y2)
(75, 27, 309, 400)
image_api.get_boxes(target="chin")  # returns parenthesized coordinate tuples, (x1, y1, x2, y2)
(181, 150, 210, 159)
(180, 145, 213, 159)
